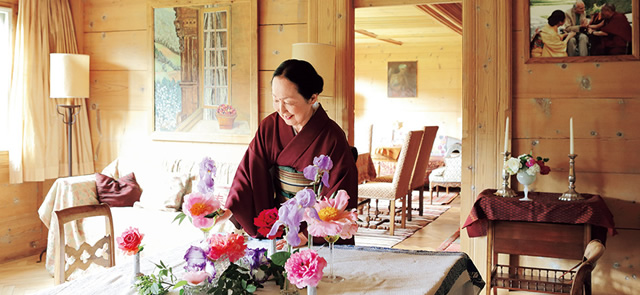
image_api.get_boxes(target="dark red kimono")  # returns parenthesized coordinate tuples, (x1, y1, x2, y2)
(225, 105, 358, 238)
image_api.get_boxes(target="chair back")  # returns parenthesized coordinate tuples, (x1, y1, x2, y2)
(53, 204, 115, 285)
(409, 126, 439, 190)
(391, 130, 423, 199)
(570, 239, 605, 295)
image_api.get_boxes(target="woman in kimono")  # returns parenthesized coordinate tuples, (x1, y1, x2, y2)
(223, 59, 358, 245)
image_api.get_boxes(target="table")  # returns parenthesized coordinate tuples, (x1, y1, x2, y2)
(36, 241, 485, 295)
(372, 146, 444, 179)
(462, 189, 616, 294)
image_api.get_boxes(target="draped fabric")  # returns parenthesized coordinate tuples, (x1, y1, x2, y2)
(416, 3, 463, 35)
(8, 0, 94, 184)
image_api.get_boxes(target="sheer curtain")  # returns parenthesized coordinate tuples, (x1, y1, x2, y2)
(8, 0, 94, 184)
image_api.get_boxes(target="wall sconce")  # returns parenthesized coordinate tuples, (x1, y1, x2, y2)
(292, 43, 335, 97)
(50, 53, 89, 177)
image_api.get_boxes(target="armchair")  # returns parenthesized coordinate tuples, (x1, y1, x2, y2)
(428, 143, 461, 202)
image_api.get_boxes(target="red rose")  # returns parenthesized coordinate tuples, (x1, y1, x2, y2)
(254, 208, 283, 239)
(537, 160, 551, 175)
(116, 227, 144, 255)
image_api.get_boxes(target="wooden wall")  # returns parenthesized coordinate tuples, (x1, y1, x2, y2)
(353, 38, 462, 152)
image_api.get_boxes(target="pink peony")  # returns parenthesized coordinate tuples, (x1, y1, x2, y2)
(206, 233, 247, 263)
(304, 190, 358, 239)
(182, 192, 221, 229)
(183, 270, 210, 286)
(116, 227, 144, 255)
(284, 249, 327, 288)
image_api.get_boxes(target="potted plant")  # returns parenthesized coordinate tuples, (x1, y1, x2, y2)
(216, 104, 237, 129)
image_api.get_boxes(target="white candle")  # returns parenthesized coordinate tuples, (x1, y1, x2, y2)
(504, 117, 509, 153)
(570, 117, 574, 154)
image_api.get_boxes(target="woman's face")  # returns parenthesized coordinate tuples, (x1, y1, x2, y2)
(272, 76, 317, 132)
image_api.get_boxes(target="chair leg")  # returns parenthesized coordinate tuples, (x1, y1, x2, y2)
(406, 190, 412, 222)
(400, 197, 406, 229)
(419, 186, 424, 216)
(389, 200, 396, 236)
(429, 182, 434, 205)
(446, 186, 449, 194)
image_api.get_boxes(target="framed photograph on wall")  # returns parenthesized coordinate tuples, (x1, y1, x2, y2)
(525, 0, 639, 63)
(387, 61, 417, 98)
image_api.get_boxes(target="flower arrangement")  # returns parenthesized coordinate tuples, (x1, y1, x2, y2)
(174, 157, 224, 232)
(217, 104, 237, 116)
(117, 227, 144, 255)
(505, 153, 551, 176)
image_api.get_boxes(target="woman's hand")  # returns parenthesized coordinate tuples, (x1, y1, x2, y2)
(275, 232, 308, 250)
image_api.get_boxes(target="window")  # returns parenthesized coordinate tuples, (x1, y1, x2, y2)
(202, 7, 230, 120)
(0, 6, 13, 151)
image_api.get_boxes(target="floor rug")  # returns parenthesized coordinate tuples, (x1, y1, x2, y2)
(437, 228, 461, 252)
(355, 200, 450, 248)
(417, 191, 459, 206)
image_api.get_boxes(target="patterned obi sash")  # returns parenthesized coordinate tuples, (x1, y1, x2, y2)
(275, 166, 312, 199)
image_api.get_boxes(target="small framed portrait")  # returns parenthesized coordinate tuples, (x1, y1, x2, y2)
(387, 61, 417, 98)
(525, 0, 638, 63)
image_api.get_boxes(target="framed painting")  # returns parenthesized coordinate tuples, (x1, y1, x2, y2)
(149, 0, 257, 143)
(387, 61, 417, 98)
(525, 0, 639, 63)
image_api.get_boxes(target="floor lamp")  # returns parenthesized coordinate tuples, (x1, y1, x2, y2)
(50, 53, 90, 177)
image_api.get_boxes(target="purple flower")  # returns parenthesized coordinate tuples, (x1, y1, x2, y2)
(197, 177, 215, 194)
(303, 165, 319, 182)
(184, 245, 208, 272)
(313, 155, 333, 171)
(268, 200, 303, 246)
(294, 188, 317, 208)
(198, 157, 216, 194)
(241, 248, 270, 283)
(321, 172, 330, 188)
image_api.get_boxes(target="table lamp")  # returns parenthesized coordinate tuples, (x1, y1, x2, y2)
(50, 53, 89, 177)
(292, 43, 335, 97)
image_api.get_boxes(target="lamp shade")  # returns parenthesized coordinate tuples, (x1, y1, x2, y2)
(50, 53, 90, 98)
(292, 43, 335, 97)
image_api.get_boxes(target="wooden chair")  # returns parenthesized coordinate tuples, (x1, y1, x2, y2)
(406, 126, 439, 219)
(53, 204, 115, 285)
(570, 239, 605, 295)
(358, 130, 423, 235)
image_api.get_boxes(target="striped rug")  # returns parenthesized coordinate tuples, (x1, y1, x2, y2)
(355, 201, 450, 248)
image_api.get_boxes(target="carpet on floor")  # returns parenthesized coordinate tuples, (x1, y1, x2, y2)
(355, 198, 450, 248)
(420, 191, 459, 205)
(437, 228, 461, 252)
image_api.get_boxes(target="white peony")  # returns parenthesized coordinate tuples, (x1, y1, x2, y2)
(505, 158, 521, 175)
(526, 163, 540, 176)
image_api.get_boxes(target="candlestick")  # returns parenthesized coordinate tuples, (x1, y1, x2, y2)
(570, 117, 574, 154)
(559, 154, 583, 201)
(504, 117, 509, 153)
(494, 151, 517, 198)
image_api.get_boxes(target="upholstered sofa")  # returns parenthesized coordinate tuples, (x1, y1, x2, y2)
(429, 143, 462, 197)
(38, 155, 239, 276)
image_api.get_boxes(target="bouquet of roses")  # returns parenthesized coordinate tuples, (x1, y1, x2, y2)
(504, 153, 551, 176)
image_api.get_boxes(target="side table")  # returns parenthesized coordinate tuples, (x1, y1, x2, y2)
(463, 189, 616, 294)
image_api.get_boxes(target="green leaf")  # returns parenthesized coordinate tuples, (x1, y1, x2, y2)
(173, 212, 187, 224)
(204, 210, 221, 219)
(246, 284, 257, 293)
(173, 280, 188, 289)
(270, 251, 291, 266)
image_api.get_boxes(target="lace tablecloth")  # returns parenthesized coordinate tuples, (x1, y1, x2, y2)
(36, 241, 484, 295)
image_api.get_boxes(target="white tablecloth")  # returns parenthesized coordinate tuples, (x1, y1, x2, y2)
(36, 241, 484, 295)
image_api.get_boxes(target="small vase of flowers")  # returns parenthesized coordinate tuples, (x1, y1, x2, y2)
(216, 104, 237, 129)
(504, 154, 550, 201)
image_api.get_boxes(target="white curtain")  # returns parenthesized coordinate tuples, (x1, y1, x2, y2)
(8, 0, 94, 184)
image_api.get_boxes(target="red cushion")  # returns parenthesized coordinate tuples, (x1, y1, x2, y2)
(95, 172, 142, 207)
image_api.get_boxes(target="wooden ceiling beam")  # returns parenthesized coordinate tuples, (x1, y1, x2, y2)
(355, 29, 403, 45)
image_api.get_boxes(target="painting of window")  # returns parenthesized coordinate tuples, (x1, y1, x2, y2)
(202, 8, 229, 120)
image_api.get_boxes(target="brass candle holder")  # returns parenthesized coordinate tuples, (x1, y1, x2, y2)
(559, 154, 583, 201)
(495, 151, 517, 198)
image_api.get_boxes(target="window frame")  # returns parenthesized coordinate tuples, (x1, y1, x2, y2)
(0, 4, 15, 152)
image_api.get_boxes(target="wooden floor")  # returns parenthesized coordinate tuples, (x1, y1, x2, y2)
(0, 194, 461, 294)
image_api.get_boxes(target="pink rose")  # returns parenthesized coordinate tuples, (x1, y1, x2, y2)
(116, 227, 144, 255)
(183, 270, 210, 286)
(284, 249, 327, 288)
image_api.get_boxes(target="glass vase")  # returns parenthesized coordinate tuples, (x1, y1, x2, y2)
(131, 252, 141, 284)
(307, 285, 317, 295)
(516, 170, 536, 201)
(280, 276, 300, 295)
(321, 235, 344, 283)
(214, 256, 231, 280)
(183, 283, 212, 295)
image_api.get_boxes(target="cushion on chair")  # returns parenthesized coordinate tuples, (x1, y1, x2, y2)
(358, 182, 397, 200)
(95, 172, 142, 207)
(443, 154, 462, 181)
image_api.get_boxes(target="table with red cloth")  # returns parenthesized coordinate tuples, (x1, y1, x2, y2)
(356, 152, 377, 184)
(462, 189, 617, 238)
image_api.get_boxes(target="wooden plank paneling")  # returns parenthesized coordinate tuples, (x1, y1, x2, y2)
(259, 71, 274, 114)
(593, 229, 640, 294)
(89, 70, 149, 109)
(84, 31, 147, 71)
(259, 0, 307, 25)
(0, 152, 8, 184)
(0, 182, 45, 263)
(258, 24, 307, 70)
(513, 98, 640, 140)
(84, 0, 146, 32)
